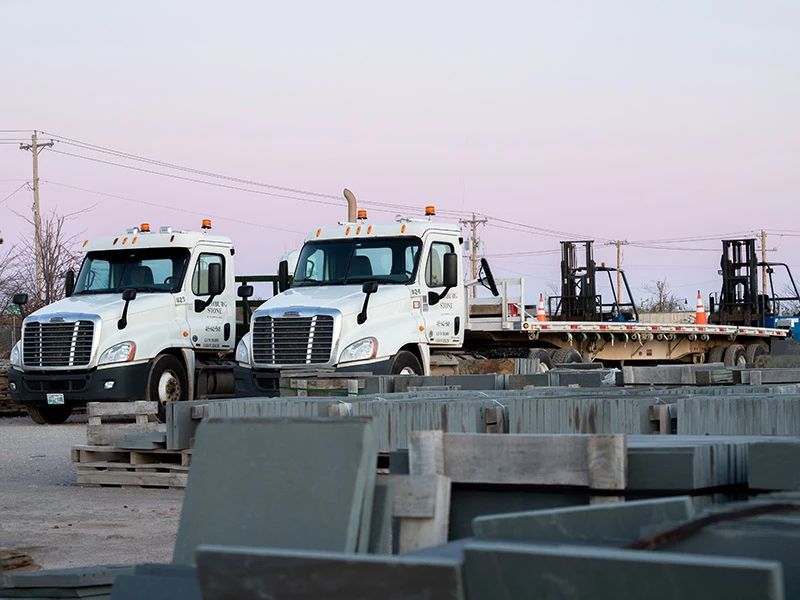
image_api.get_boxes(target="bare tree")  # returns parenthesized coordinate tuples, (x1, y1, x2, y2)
(2, 210, 83, 311)
(638, 278, 687, 313)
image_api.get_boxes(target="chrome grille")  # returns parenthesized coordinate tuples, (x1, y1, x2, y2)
(252, 315, 334, 365)
(23, 320, 94, 367)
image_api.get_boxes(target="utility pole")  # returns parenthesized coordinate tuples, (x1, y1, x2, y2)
(761, 229, 768, 294)
(19, 131, 54, 304)
(614, 240, 628, 304)
(459, 213, 488, 298)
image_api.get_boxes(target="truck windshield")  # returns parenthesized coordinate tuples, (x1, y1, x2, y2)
(293, 237, 422, 286)
(73, 248, 191, 294)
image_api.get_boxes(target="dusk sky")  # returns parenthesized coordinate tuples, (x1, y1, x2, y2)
(2, 1, 799, 308)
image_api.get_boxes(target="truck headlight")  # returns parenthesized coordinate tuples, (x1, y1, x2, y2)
(235, 338, 250, 365)
(98, 341, 136, 365)
(10, 341, 21, 366)
(340, 337, 377, 363)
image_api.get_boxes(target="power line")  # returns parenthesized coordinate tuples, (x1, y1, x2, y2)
(41, 180, 307, 235)
(0, 182, 29, 205)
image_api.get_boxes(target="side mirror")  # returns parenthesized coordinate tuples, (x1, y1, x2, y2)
(207, 263, 223, 296)
(13, 293, 28, 307)
(238, 284, 254, 299)
(442, 253, 458, 288)
(118, 289, 137, 330)
(357, 280, 379, 324)
(278, 260, 290, 292)
(65, 270, 75, 298)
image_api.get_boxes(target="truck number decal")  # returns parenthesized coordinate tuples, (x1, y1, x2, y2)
(175, 296, 186, 304)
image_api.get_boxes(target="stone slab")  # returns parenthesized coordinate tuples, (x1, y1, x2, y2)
(109, 574, 200, 600)
(0, 586, 111, 597)
(195, 545, 464, 600)
(463, 542, 784, 600)
(663, 512, 800, 599)
(472, 496, 694, 545)
(4, 566, 133, 589)
(749, 442, 800, 490)
(172, 418, 377, 565)
(368, 481, 393, 554)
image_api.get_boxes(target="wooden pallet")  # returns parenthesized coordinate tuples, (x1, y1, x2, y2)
(72, 444, 191, 488)
(86, 401, 165, 445)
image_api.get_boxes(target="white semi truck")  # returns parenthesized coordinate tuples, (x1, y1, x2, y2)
(234, 206, 790, 391)
(8, 221, 252, 424)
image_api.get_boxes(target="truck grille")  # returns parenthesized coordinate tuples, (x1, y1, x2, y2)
(252, 315, 334, 365)
(23, 320, 94, 367)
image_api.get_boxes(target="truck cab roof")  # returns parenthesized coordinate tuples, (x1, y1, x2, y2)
(80, 228, 233, 253)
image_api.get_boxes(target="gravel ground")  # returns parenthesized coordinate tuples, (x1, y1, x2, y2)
(0, 414, 183, 569)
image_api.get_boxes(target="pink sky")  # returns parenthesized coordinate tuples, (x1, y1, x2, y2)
(2, 1, 799, 306)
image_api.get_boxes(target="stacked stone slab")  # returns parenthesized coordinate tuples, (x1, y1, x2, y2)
(2, 565, 133, 600)
(172, 417, 379, 564)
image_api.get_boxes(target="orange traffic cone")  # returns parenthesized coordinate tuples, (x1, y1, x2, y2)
(536, 294, 547, 322)
(695, 291, 707, 325)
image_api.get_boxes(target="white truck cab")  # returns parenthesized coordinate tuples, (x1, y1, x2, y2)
(8, 222, 239, 424)
(236, 209, 464, 390)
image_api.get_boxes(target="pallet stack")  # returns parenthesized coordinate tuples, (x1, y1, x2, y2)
(72, 401, 189, 488)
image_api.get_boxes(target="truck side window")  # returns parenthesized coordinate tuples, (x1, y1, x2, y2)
(192, 253, 225, 296)
(426, 242, 452, 288)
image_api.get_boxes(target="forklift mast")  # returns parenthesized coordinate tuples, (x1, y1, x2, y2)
(550, 241, 639, 322)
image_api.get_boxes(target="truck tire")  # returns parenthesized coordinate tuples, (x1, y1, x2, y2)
(148, 354, 188, 423)
(707, 345, 726, 364)
(552, 348, 582, 365)
(724, 344, 747, 367)
(745, 343, 768, 365)
(26, 403, 73, 425)
(390, 351, 423, 375)
(525, 348, 554, 372)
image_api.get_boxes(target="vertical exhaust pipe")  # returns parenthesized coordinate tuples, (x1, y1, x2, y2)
(343, 188, 357, 223)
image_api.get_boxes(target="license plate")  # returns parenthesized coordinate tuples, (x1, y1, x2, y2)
(47, 393, 65, 405)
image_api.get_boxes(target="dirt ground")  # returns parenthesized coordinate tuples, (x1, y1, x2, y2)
(0, 415, 184, 570)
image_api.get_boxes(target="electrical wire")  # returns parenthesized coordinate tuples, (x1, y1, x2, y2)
(0, 182, 30, 205)
(41, 180, 307, 235)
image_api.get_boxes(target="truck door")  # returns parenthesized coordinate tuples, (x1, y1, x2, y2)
(186, 252, 235, 351)
(421, 240, 464, 347)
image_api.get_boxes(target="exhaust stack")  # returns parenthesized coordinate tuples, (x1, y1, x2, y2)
(343, 188, 357, 223)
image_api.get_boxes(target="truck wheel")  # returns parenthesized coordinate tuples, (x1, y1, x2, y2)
(525, 348, 554, 372)
(707, 345, 726, 364)
(390, 351, 423, 375)
(552, 348, 582, 365)
(26, 403, 73, 425)
(724, 344, 747, 367)
(745, 343, 768, 365)
(148, 354, 188, 423)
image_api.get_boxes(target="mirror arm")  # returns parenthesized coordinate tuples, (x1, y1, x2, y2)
(428, 285, 453, 306)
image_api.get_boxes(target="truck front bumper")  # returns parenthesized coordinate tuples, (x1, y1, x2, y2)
(7, 363, 151, 406)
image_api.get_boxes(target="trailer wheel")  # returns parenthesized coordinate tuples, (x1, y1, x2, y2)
(25, 403, 73, 425)
(148, 354, 188, 423)
(724, 344, 747, 367)
(390, 350, 423, 375)
(707, 345, 726, 364)
(745, 343, 768, 365)
(551, 348, 583, 365)
(525, 348, 554, 372)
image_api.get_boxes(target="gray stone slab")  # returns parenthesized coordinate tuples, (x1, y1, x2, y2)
(172, 418, 377, 565)
(195, 545, 464, 600)
(4, 567, 133, 589)
(368, 482, 393, 554)
(109, 574, 200, 600)
(463, 542, 784, 600)
(166, 400, 213, 451)
(662, 514, 800, 599)
(749, 442, 800, 491)
(472, 496, 694, 545)
(131, 564, 196, 579)
(0, 586, 112, 598)
(449, 485, 591, 540)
